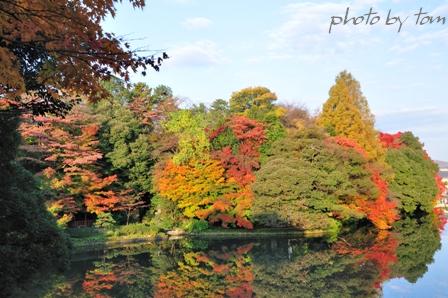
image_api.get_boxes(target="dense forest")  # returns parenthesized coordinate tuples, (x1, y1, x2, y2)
(11, 72, 446, 235)
(0, 0, 446, 296)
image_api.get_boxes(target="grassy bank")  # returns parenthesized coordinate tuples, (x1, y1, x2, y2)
(67, 224, 331, 252)
(67, 224, 158, 251)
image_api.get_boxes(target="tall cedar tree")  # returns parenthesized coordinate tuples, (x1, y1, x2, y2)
(317, 71, 384, 161)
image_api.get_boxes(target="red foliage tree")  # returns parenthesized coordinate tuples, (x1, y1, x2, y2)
(356, 170, 399, 230)
(211, 116, 265, 186)
(435, 175, 446, 202)
(205, 115, 266, 229)
(379, 132, 403, 149)
(20, 106, 128, 223)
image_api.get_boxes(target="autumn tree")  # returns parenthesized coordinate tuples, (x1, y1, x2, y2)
(229, 87, 286, 157)
(327, 135, 398, 229)
(151, 113, 263, 230)
(20, 105, 126, 225)
(154, 159, 235, 219)
(317, 71, 384, 160)
(0, 0, 168, 115)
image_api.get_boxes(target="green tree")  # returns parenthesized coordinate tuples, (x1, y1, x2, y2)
(317, 71, 384, 160)
(94, 80, 173, 223)
(386, 132, 439, 214)
(252, 128, 377, 231)
(229, 87, 277, 116)
(208, 99, 230, 127)
(164, 110, 210, 165)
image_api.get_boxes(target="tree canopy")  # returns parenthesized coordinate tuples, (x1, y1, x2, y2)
(0, 0, 167, 115)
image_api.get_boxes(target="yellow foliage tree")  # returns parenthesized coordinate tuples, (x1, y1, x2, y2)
(317, 71, 384, 161)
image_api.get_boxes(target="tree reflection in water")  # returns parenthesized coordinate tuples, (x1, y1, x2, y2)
(17, 215, 443, 298)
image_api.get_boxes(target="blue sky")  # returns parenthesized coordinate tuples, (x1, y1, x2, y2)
(103, 0, 448, 161)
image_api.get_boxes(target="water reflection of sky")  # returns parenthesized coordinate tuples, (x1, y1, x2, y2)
(383, 228, 448, 298)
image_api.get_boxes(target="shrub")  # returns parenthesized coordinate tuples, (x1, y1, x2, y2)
(94, 213, 116, 230)
(183, 219, 209, 232)
(115, 223, 152, 236)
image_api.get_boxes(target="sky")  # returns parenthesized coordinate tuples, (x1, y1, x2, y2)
(103, 0, 448, 161)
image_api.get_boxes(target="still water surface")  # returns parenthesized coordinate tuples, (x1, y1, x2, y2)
(24, 217, 448, 297)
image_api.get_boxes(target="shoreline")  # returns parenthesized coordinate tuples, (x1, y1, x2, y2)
(70, 228, 330, 252)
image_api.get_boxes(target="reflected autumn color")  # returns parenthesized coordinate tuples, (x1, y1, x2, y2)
(155, 243, 254, 298)
(16, 214, 445, 298)
(333, 230, 399, 289)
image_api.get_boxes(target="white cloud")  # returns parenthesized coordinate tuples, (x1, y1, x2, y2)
(389, 28, 448, 53)
(387, 4, 448, 54)
(166, 40, 227, 68)
(267, 2, 385, 62)
(267, 1, 448, 62)
(182, 17, 212, 29)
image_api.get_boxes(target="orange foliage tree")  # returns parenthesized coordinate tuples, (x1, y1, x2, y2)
(154, 159, 252, 229)
(153, 115, 265, 229)
(356, 170, 399, 230)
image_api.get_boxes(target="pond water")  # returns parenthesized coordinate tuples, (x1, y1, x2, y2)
(20, 217, 447, 297)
